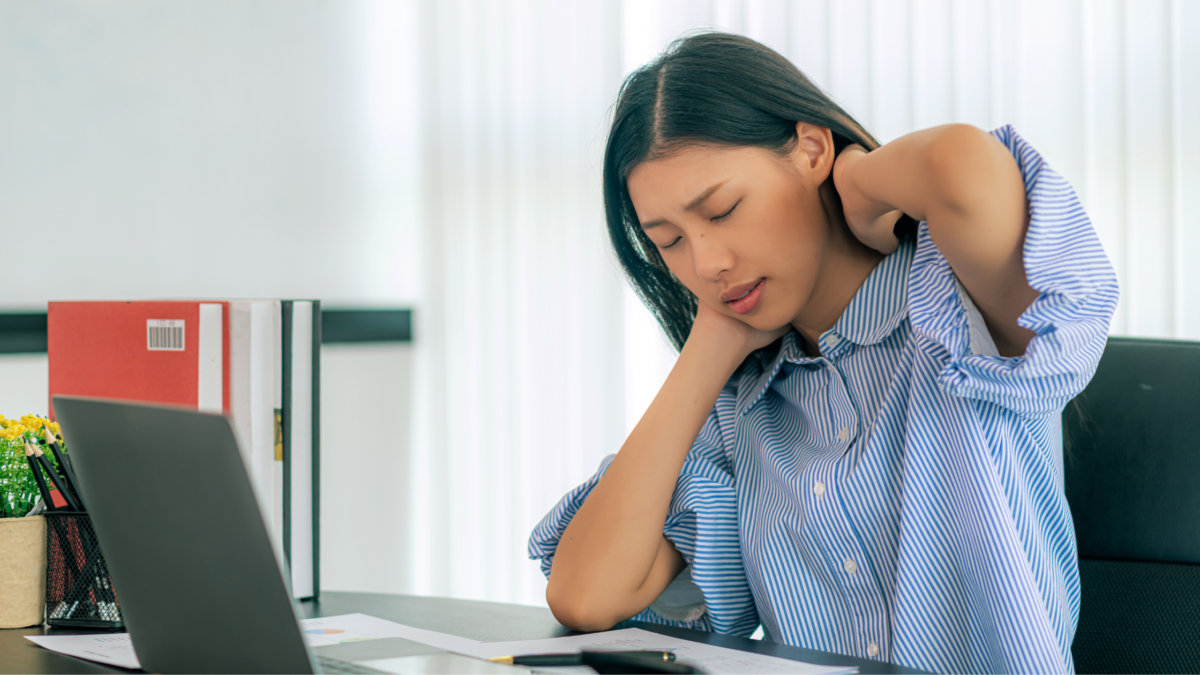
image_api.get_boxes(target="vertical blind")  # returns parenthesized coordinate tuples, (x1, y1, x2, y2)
(372, 0, 1200, 606)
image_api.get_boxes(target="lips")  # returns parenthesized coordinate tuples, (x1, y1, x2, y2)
(720, 278, 765, 303)
(725, 279, 765, 315)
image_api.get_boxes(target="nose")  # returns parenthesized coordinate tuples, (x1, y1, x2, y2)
(692, 231, 734, 283)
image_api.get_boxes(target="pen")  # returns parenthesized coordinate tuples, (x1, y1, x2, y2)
(42, 422, 85, 510)
(29, 438, 82, 511)
(581, 651, 700, 674)
(24, 439, 57, 511)
(489, 650, 677, 666)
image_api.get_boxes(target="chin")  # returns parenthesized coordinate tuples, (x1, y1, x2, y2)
(739, 311, 792, 335)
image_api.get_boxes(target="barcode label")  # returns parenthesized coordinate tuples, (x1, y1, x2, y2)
(147, 320, 185, 351)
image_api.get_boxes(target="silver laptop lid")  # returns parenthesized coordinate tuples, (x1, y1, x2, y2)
(53, 395, 316, 674)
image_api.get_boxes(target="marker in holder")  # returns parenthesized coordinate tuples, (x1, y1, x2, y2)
(44, 511, 123, 629)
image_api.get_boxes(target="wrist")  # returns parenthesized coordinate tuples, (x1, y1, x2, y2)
(680, 323, 752, 379)
(843, 149, 895, 220)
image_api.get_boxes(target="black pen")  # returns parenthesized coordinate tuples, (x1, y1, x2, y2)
(24, 439, 57, 511)
(579, 651, 702, 674)
(490, 650, 677, 666)
(42, 423, 84, 510)
(28, 439, 82, 511)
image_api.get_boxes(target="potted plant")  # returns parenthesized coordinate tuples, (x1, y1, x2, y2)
(0, 415, 64, 628)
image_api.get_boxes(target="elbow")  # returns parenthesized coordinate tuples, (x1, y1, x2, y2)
(923, 123, 998, 211)
(546, 580, 621, 633)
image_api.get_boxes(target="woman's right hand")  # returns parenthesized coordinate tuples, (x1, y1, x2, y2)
(689, 299, 791, 364)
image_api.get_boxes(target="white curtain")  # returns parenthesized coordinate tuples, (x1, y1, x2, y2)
(363, 0, 1200, 607)
(398, 0, 627, 606)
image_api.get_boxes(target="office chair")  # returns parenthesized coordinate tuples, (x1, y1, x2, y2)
(1063, 337, 1200, 674)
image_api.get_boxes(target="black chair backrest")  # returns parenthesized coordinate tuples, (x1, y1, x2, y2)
(1064, 337, 1200, 674)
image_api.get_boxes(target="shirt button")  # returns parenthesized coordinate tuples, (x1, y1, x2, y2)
(837, 427, 849, 442)
(843, 558, 858, 574)
(812, 481, 825, 496)
(827, 334, 841, 348)
(867, 643, 879, 658)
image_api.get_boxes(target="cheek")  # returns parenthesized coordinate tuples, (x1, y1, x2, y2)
(666, 263, 708, 303)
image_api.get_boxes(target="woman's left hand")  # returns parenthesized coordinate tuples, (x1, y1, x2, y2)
(832, 144, 903, 255)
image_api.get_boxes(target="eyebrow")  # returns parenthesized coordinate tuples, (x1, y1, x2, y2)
(640, 180, 729, 229)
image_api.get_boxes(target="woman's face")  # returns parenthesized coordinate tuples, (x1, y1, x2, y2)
(626, 126, 837, 333)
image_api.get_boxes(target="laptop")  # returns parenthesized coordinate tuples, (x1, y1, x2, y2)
(52, 395, 529, 675)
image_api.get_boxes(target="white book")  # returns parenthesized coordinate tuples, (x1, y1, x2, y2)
(228, 300, 319, 600)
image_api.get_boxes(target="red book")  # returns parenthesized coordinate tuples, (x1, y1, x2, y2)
(47, 301, 230, 419)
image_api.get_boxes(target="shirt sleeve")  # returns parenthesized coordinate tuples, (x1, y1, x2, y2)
(527, 405, 760, 637)
(906, 124, 1120, 415)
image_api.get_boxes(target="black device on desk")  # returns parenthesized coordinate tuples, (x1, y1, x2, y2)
(52, 396, 527, 675)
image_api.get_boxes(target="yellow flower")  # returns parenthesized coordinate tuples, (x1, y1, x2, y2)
(0, 415, 61, 443)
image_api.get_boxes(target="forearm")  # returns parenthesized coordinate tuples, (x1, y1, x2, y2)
(546, 334, 744, 630)
(842, 124, 1037, 354)
(843, 125, 988, 221)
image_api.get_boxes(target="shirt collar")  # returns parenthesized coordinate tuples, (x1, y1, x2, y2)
(826, 236, 914, 348)
(736, 238, 915, 416)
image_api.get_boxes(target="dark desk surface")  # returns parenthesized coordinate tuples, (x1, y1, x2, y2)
(1, 591, 927, 674)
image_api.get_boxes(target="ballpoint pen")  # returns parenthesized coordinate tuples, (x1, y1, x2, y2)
(489, 650, 701, 673)
(583, 651, 697, 674)
(489, 650, 677, 666)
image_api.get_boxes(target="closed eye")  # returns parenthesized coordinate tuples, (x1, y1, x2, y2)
(711, 200, 740, 222)
(661, 236, 682, 250)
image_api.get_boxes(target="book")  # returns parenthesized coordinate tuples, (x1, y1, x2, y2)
(47, 300, 319, 600)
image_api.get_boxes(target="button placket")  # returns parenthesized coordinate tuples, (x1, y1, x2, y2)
(822, 464, 889, 664)
(819, 362, 858, 452)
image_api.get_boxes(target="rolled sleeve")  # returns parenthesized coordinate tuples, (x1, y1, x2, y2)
(528, 407, 759, 636)
(907, 124, 1120, 415)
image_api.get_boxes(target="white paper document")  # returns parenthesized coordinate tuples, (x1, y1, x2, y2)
(26, 614, 856, 674)
(300, 612, 483, 653)
(23, 614, 480, 671)
(458, 628, 857, 675)
(25, 632, 140, 670)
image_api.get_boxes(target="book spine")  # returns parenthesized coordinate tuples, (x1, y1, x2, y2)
(197, 304, 224, 412)
(281, 301, 294, 590)
(311, 300, 320, 600)
(282, 301, 316, 600)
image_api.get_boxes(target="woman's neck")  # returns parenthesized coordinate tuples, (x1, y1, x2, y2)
(790, 181, 885, 356)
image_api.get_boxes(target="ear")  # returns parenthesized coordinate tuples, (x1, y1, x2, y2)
(789, 122, 836, 184)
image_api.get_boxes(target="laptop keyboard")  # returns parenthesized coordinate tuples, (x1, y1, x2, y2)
(316, 655, 390, 674)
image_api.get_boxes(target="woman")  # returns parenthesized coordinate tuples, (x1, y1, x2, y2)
(529, 33, 1117, 674)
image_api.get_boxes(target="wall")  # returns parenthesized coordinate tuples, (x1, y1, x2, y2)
(317, 343, 414, 595)
(0, 0, 419, 307)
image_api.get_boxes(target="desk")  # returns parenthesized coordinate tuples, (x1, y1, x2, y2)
(0, 592, 927, 674)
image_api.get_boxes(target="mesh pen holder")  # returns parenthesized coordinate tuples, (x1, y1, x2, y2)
(44, 511, 124, 629)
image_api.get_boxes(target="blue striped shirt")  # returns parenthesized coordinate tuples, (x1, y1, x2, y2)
(529, 126, 1118, 674)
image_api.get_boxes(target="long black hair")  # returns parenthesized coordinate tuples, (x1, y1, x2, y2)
(603, 32, 881, 352)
